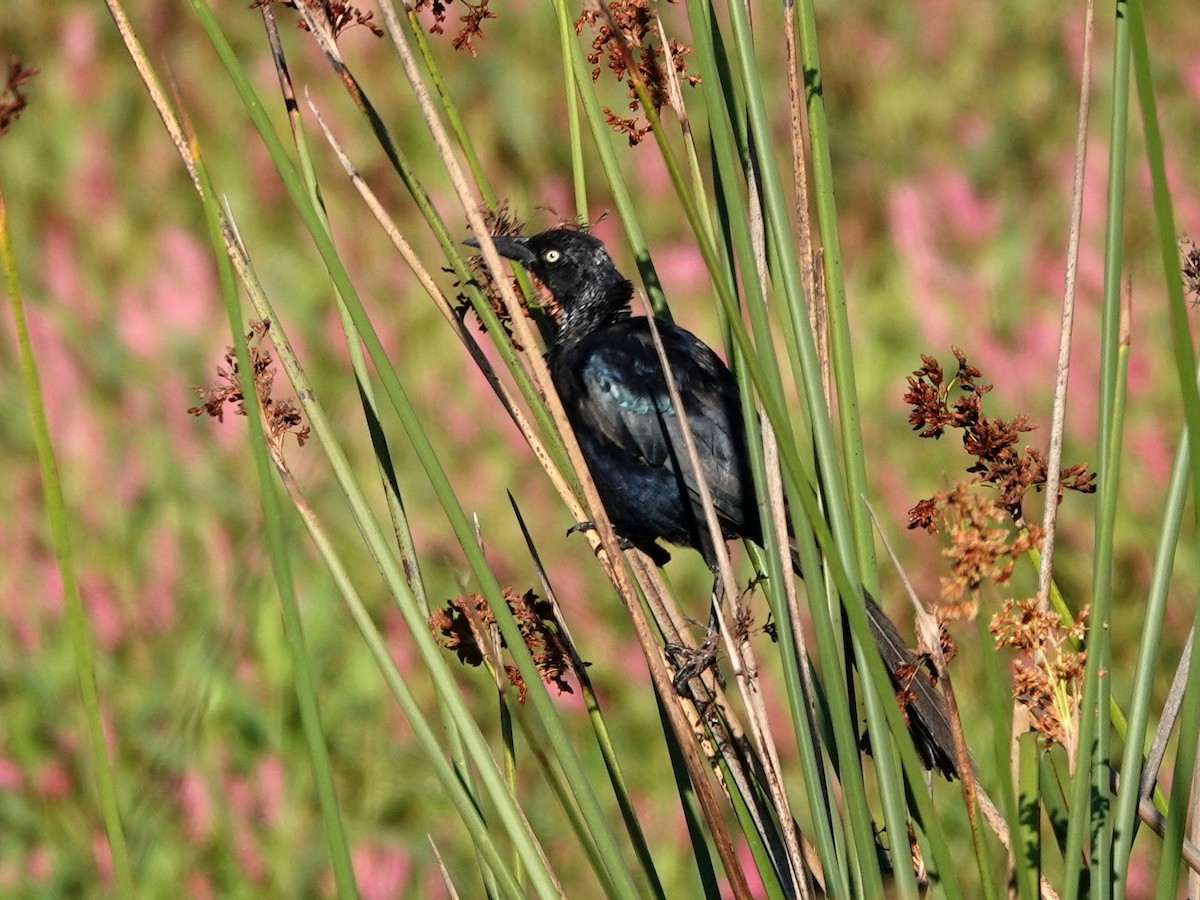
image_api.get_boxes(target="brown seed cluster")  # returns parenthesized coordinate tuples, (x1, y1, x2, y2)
(904, 346, 1095, 528)
(1181, 235, 1200, 306)
(916, 484, 1043, 620)
(575, 0, 700, 145)
(250, 0, 384, 39)
(904, 348, 1095, 750)
(458, 205, 579, 348)
(188, 320, 310, 449)
(429, 587, 578, 702)
(990, 598, 1089, 751)
(0, 58, 37, 139)
(412, 0, 496, 55)
(456, 205, 531, 349)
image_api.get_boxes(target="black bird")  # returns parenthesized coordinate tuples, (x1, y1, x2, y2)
(470, 228, 957, 777)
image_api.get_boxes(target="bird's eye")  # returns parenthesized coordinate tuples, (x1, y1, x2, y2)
(544, 249, 562, 264)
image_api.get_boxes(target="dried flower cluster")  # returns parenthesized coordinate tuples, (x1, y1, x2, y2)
(905, 348, 1095, 752)
(250, 0, 383, 40)
(188, 320, 310, 448)
(905, 347, 1095, 527)
(412, 0, 496, 55)
(990, 598, 1089, 751)
(1181, 235, 1200, 306)
(0, 58, 37, 139)
(457, 206, 531, 348)
(575, 0, 700, 145)
(429, 588, 577, 702)
(459, 206, 577, 348)
(914, 484, 1043, 619)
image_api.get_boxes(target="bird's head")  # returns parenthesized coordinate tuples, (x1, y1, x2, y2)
(466, 229, 633, 342)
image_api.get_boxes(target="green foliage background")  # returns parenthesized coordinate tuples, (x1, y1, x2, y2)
(3, 0, 1200, 895)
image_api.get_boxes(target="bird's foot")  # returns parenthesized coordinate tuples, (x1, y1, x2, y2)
(565, 520, 598, 538)
(565, 522, 672, 565)
(666, 632, 723, 698)
(566, 520, 636, 551)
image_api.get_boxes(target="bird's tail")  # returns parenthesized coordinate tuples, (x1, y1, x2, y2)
(788, 543, 959, 778)
(860, 587, 958, 777)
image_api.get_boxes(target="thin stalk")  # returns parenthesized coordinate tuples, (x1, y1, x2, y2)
(192, 141, 359, 899)
(1062, 0, 1130, 892)
(106, 4, 569, 889)
(978, 614, 1019, 869)
(639, 298, 807, 896)
(546, 0, 668, 315)
(1127, 0, 1200, 895)
(0, 180, 136, 898)
(552, 2, 588, 221)
(269, 438, 528, 899)
(495, 637, 522, 889)
(1113, 429, 1193, 882)
(786, 0, 873, 574)
(685, 9, 855, 888)
(226, 195, 566, 892)
(430, 839, 465, 900)
(188, 9, 647, 895)
(298, 6, 575, 481)
(656, 18, 713, 246)
(305, 99, 583, 530)
(1190, 747, 1200, 900)
(1157, 640, 1200, 899)
(721, 758, 791, 900)
(1034, 0, 1094, 615)
(400, 4, 493, 206)
(520, 726, 617, 897)
(679, 12, 953, 884)
(1041, 752, 1072, 860)
(782, 0, 820, 368)
(509, 495, 668, 900)
(656, 693, 723, 898)
(630, 546, 806, 899)
(1088, 287, 1130, 895)
(258, 13, 491, 889)
(1016, 733, 1041, 900)
(873, 509, 995, 895)
(395, 7, 549, 329)
(259, 6, 429, 613)
(753, 443, 847, 895)
(1144, 628, 1193, 804)
(731, 141, 810, 898)
(224, 222, 564, 897)
(725, 2, 952, 888)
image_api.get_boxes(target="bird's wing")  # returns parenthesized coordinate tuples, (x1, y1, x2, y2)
(567, 318, 751, 528)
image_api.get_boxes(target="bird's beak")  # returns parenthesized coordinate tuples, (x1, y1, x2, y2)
(463, 234, 538, 268)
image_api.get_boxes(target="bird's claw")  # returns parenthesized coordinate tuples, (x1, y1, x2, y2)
(566, 520, 633, 550)
(665, 634, 723, 698)
(566, 522, 651, 556)
(566, 521, 635, 561)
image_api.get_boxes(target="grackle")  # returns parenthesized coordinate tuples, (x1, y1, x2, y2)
(468, 228, 957, 777)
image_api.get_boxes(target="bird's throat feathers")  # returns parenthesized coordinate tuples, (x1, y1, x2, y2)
(556, 276, 634, 346)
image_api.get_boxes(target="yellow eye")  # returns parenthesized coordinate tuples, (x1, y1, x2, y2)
(544, 249, 562, 263)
